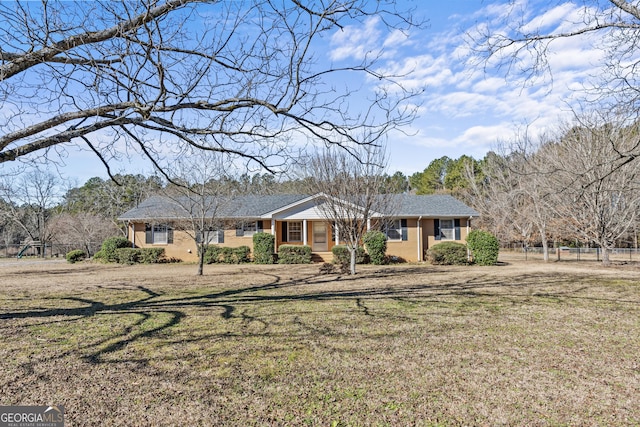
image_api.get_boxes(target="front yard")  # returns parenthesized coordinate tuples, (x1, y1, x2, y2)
(0, 259, 638, 425)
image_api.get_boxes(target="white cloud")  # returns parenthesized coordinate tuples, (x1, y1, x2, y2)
(329, 16, 382, 62)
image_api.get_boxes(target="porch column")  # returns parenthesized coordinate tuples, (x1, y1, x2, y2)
(303, 219, 308, 245)
(367, 218, 371, 231)
(335, 223, 339, 245)
(417, 217, 422, 261)
(271, 219, 276, 253)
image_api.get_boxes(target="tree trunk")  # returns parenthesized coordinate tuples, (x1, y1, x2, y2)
(198, 243, 204, 276)
(349, 246, 357, 275)
(601, 247, 610, 266)
(541, 235, 549, 262)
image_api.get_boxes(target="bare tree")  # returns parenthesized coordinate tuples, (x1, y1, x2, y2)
(303, 145, 394, 275)
(163, 151, 234, 276)
(49, 211, 120, 256)
(537, 116, 640, 264)
(0, 168, 62, 256)
(0, 1, 419, 177)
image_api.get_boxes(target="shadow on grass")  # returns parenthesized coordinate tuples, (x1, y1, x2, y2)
(0, 266, 634, 368)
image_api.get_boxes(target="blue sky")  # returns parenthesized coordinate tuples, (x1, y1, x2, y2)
(12, 0, 605, 183)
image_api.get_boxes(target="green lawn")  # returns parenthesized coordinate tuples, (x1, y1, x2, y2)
(0, 260, 638, 426)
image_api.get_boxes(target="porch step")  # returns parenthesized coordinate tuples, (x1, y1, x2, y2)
(311, 252, 332, 263)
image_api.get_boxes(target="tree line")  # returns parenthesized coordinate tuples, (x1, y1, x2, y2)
(3, 112, 640, 266)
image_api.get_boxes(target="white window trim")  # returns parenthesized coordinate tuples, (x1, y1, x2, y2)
(440, 219, 455, 241)
(385, 219, 402, 241)
(152, 224, 169, 244)
(288, 221, 303, 242)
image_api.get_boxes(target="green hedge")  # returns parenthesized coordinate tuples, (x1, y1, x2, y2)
(363, 230, 387, 265)
(113, 247, 165, 265)
(100, 236, 132, 262)
(466, 230, 499, 266)
(253, 232, 275, 264)
(66, 249, 86, 264)
(426, 242, 468, 265)
(331, 245, 369, 265)
(204, 245, 251, 264)
(277, 245, 312, 264)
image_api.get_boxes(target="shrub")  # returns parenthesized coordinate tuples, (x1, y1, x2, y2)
(114, 248, 140, 265)
(204, 245, 251, 264)
(113, 248, 165, 265)
(204, 245, 223, 264)
(138, 248, 165, 264)
(426, 242, 468, 265)
(92, 250, 107, 262)
(363, 230, 387, 265)
(253, 232, 275, 264)
(66, 249, 86, 264)
(278, 245, 312, 264)
(331, 245, 369, 265)
(467, 229, 500, 266)
(100, 236, 131, 262)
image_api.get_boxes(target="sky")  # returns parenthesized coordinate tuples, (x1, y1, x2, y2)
(4, 0, 608, 184)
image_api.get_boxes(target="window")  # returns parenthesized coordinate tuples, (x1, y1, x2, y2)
(198, 228, 224, 244)
(288, 221, 302, 242)
(146, 223, 173, 244)
(236, 221, 258, 237)
(439, 219, 455, 240)
(385, 219, 402, 241)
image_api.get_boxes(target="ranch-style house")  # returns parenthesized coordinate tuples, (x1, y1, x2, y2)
(118, 193, 480, 263)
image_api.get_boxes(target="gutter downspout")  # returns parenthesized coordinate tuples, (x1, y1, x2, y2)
(467, 216, 472, 262)
(417, 216, 422, 262)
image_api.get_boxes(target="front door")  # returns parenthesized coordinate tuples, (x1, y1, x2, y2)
(312, 222, 328, 252)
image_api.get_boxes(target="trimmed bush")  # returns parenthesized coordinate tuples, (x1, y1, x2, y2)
(426, 242, 468, 265)
(278, 245, 312, 264)
(92, 250, 107, 262)
(100, 236, 131, 262)
(204, 245, 251, 264)
(113, 248, 165, 265)
(138, 247, 165, 264)
(467, 229, 500, 266)
(363, 230, 387, 265)
(66, 249, 86, 264)
(253, 232, 275, 264)
(331, 245, 369, 265)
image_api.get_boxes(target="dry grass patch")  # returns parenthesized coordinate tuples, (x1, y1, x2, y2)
(0, 260, 639, 425)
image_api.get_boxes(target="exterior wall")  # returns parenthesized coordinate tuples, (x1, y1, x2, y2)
(424, 218, 471, 252)
(129, 221, 274, 263)
(386, 218, 419, 262)
(127, 217, 473, 263)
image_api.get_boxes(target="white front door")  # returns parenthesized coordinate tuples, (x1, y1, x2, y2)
(312, 222, 328, 252)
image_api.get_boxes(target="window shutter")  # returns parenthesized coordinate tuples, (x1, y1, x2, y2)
(145, 223, 152, 244)
(281, 222, 288, 242)
(218, 229, 225, 244)
(434, 219, 441, 241)
(257, 221, 263, 233)
(167, 227, 174, 244)
(454, 219, 461, 240)
(401, 219, 408, 241)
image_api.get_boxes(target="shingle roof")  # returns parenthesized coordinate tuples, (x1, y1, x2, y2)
(118, 194, 308, 221)
(386, 194, 479, 217)
(118, 193, 479, 220)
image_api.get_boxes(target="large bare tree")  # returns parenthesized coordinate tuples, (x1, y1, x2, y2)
(163, 151, 234, 276)
(537, 116, 640, 264)
(303, 145, 394, 275)
(0, 168, 62, 256)
(0, 0, 419, 177)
